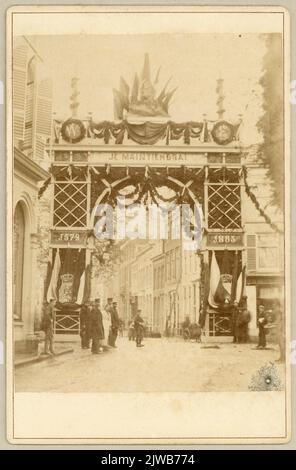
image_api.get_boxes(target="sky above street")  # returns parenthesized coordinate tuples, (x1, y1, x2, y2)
(28, 33, 266, 144)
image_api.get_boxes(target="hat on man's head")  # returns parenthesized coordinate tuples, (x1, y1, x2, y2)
(95, 298, 100, 302)
(107, 297, 113, 302)
(113, 301, 117, 305)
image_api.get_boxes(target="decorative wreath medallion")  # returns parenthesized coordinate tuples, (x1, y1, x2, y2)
(211, 121, 234, 145)
(61, 118, 85, 144)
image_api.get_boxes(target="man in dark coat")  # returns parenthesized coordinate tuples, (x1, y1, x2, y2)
(42, 299, 56, 355)
(80, 303, 91, 349)
(257, 305, 268, 349)
(232, 302, 239, 343)
(134, 309, 145, 348)
(90, 298, 105, 354)
(234, 308, 245, 343)
(241, 308, 251, 343)
(108, 301, 120, 348)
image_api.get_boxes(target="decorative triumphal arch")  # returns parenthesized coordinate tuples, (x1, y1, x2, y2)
(42, 58, 247, 337)
(44, 116, 244, 335)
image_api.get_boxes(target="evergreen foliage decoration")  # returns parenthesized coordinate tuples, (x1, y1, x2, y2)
(242, 166, 283, 234)
(38, 176, 51, 199)
(257, 34, 284, 211)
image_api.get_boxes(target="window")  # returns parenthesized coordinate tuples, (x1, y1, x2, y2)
(24, 57, 36, 152)
(246, 234, 256, 271)
(193, 284, 197, 322)
(183, 287, 187, 313)
(257, 234, 279, 271)
(247, 233, 281, 272)
(190, 252, 193, 273)
(176, 247, 180, 281)
(161, 266, 165, 288)
(166, 253, 171, 281)
(195, 253, 199, 272)
(171, 249, 176, 280)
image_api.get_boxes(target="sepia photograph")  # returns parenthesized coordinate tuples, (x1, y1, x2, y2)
(6, 6, 290, 443)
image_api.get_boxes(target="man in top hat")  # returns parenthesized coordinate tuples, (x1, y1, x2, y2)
(134, 309, 145, 348)
(90, 298, 105, 354)
(108, 301, 120, 348)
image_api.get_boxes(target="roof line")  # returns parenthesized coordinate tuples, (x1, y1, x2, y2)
(23, 36, 44, 63)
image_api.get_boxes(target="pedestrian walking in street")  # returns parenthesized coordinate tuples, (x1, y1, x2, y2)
(42, 298, 56, 355)
(90, 298, 105, 354)
(80, 303, 91, 349)
(134, 309, 145, 347)
(108, 301, 120, 348)
(182, 316, 191, 340)
(256, 305, 268, 349)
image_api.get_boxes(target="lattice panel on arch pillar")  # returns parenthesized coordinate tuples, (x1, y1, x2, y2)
(53, 182, 87, 227)
(208, 184, 241, 229)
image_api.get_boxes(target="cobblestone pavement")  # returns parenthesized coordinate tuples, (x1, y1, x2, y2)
(15, 336, 285, 393)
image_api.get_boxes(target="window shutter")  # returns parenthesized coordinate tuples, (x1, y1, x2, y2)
(33, 78, 53, 163)
(13, 45, 28, 147)
(246, 234, 257, 271)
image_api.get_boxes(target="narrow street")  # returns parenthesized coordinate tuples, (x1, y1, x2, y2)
(15, 336, 284, 393)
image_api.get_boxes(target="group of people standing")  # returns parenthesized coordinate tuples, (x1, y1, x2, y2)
(232, 300, 285, 362)
(82, 300, 146, 351)
(40, 297, 145, 355)
(40, 297, 284, 362)
(80, 298, 120, 354)
(256, 301, 285, 361)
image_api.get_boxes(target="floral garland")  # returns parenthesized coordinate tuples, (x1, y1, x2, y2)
(242, 166, 283, 234)
(38, 176, 51, 199)
(101, 167, 201, 208)
(40, 164, 204, 206)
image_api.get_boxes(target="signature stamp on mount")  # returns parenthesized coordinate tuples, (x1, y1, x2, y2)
(6, 5, 291, 444)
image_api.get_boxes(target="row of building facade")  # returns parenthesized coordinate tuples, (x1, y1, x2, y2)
(103, 179, 284, 340)
(13, 37, 53, 352)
